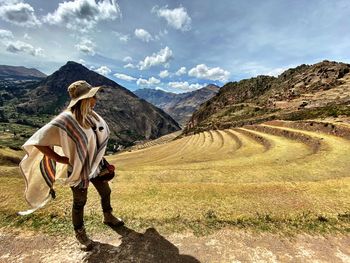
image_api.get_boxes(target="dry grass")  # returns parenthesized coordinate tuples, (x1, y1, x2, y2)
(0, 121, 350, 235)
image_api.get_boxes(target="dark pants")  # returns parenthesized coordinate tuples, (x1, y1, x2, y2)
(71, 180, 113, 230)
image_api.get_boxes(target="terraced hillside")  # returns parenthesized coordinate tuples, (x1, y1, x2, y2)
(0, 120, 349, 235)
(106, 119, 350, 232)
(129, 130, 182, 151)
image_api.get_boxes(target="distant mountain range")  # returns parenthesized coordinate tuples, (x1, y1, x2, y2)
(2, 60, 349, 149)
(134, 85, 219, 127)
(0, 62, 180, 148)
(185, 60, 350, 133)
(0, 65, 46, 80)
(0, 65, 46, 108)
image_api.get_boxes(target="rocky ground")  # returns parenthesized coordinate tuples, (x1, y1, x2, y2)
(1, 227, 349, 263)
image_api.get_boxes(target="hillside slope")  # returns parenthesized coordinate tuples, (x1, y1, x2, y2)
(185, 60, 350, 133)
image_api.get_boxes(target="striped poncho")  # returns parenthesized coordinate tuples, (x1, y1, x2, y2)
(19, 110, 110, 214)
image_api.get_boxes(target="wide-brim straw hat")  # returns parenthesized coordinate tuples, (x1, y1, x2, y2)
(67, 80, 101, 109)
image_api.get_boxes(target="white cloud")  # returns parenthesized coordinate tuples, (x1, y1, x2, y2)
(119, 35, 129, 42)
(138, 46, 173, 70)
(23, 33, 31, 40)
(43, 0, 121, 31)
(238, 62, 293, 77)
(0, 0, 19, 4)
(136, 77, 161, 86)
(0, 29, 14, 40)
(95, 65, 111, 76)
(188, 64, 230, 82)
(134, 28, 153, 42)
(5, 40, 43, 56)
(168, 81, 204, 91)
(175, 66, 186, 76)
(265, 67, 288, 77)
(0, 28, 43, 57)
(123, 56, 133, 63)
(78, 58, 86, 65)
(0, 2, 41, 27)
(75, 38, 95, 55)
(114, 73, 136, 82)
(113, 31, 130, 42)
(123, 63, 135, 69)
(154, 29, 168, 40)
(159, 70, 169, 78)
(152, 6, 191, 31)
(159, 29, 168, 36)
(155, 86, 167, 92)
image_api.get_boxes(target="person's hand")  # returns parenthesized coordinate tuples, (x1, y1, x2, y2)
(58, 156, 70, 164)
(107, 164, 115, 172)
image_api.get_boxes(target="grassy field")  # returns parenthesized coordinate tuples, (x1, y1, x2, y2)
(0, 120, 349, 236)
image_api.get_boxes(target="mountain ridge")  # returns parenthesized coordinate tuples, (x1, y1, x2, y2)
(185, 60, 350, 133)
(0, 65, 46, 79)
(5, 61, 180, 147)
(134, 85, 219, 127)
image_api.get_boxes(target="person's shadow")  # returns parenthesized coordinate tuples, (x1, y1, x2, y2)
(83, 225, 201, 263)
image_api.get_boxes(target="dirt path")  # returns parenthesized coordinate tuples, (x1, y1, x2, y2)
(1, 227, 349, 263)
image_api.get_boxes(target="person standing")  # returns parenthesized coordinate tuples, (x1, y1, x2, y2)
(19, 80, 124, 250)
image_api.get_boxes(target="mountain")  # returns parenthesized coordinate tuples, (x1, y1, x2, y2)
(13, 61, 180, 147)
(134, 89, 178, 109)
(0, 65, 46, 110)
(0, 65, 46, 80)
(185, 60, 350, 133)
(134, 85, 220, 127)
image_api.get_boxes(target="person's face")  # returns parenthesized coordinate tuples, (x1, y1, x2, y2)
(89, 95, 97, 108)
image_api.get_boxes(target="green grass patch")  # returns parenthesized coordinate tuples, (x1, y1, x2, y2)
(1, 176, 350, 237)
(1, 206, 349, 237)
(281, 104, 350, 120)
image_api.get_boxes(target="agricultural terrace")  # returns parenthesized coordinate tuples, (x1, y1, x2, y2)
(0, 120, 349, 235)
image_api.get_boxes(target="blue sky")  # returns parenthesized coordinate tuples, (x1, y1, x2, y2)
(0, 0, 349, 93)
